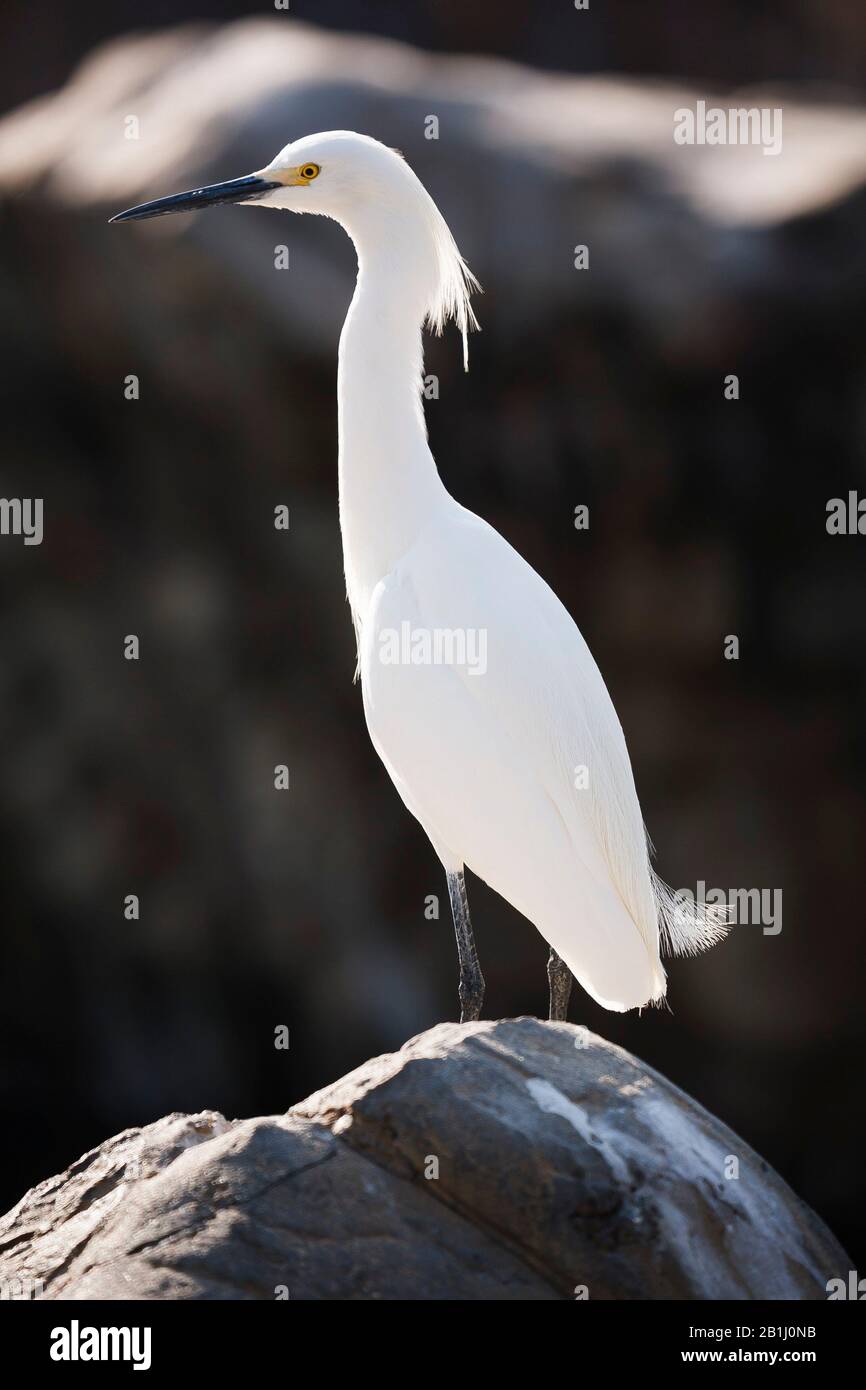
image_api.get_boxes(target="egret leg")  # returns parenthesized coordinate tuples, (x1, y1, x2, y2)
(548, 948, 573, 1022)
(446, 870, 485, 1023)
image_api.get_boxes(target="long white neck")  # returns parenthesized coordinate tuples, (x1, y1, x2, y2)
(337, 207, 449, 628)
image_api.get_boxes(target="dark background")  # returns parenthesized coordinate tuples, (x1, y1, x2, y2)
(0, 0, 864, 1271)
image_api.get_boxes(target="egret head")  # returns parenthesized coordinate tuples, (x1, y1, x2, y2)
(111, 133, 401, 223)
(247, 131, 427, 224)
(110, 130, 479, 365)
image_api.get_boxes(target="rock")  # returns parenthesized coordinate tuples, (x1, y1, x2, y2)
(0, 1019, 849, 1300)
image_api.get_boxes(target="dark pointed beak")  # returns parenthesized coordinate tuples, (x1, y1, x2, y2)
(109, 174, 281, 224)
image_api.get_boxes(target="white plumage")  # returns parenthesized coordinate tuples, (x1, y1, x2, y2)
(111, 130, 727, 1016)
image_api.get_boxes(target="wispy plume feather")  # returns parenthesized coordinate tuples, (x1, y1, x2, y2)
(653, 873, 732, 958)
(415, 175, 480, 371)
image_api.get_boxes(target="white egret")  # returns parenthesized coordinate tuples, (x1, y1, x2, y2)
(111, 131, 727, 1020)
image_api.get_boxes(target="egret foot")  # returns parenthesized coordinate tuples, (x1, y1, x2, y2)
(548, 948, 572, 1021)
(447, 869, 485, 1022)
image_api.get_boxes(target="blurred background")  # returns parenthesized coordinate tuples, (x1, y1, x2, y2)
(1, 0, 864, 1270)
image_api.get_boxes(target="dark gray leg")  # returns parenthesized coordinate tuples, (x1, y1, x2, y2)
(446, 870, 485, 1022)
(548, 947, 572, 1022)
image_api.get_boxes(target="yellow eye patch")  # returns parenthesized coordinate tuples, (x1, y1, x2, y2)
(264, 162, 321, 187)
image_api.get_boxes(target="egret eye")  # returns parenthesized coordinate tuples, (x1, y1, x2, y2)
(301, 163, 320, 181)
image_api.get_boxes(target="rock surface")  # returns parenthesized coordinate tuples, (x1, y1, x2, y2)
(0, 1019, 849, 1300)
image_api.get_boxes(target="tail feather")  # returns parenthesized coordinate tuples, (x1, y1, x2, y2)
(653, 873, 732, 958)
